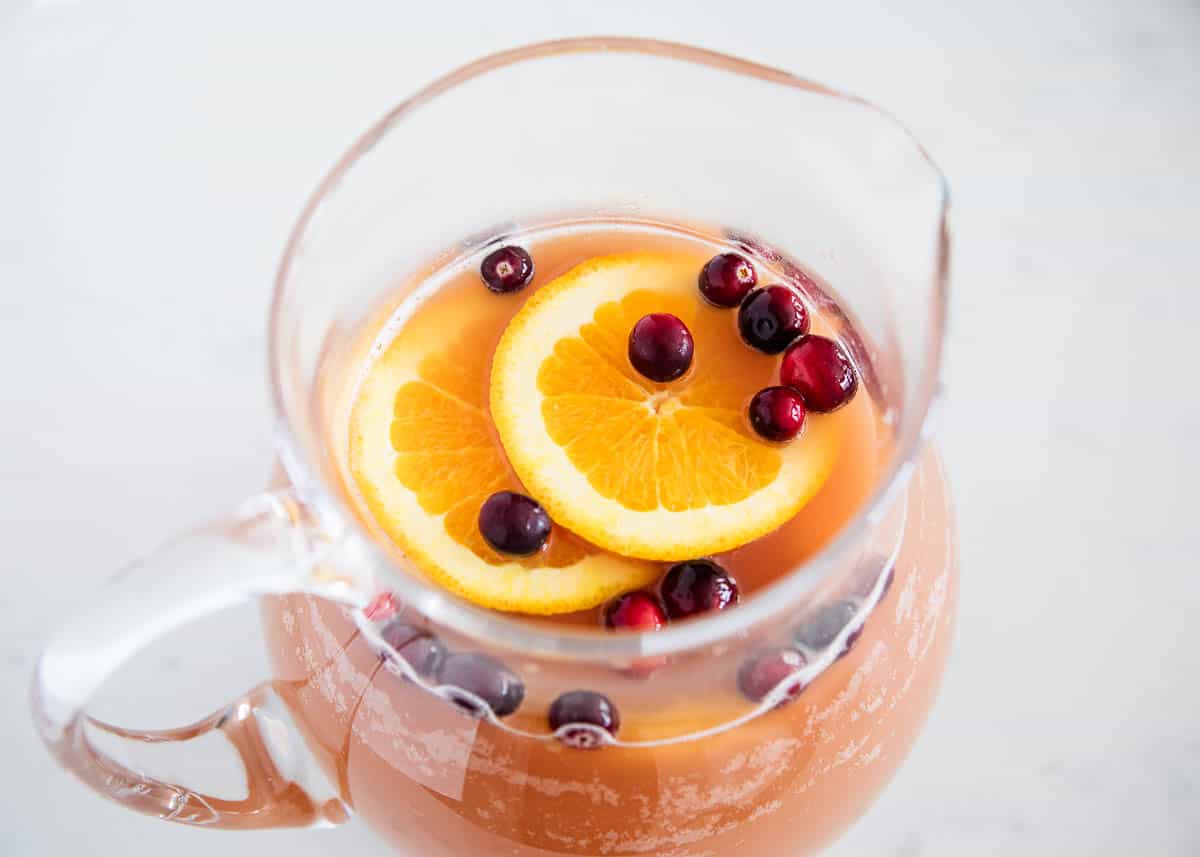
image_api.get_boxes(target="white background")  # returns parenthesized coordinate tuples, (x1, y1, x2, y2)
(2, 0, 1198, 855)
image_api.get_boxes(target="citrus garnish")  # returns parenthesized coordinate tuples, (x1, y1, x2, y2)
(348, 303, 657, 615)
(491, 251, 841, 562)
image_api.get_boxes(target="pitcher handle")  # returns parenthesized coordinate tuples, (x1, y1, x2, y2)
(30, 491, 366, 829)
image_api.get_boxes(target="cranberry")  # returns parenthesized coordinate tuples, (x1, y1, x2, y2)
(780, 335, 858, 412)
(748, 386, 807, 442)
(628, 313, 694, 382)
(379, 621, 446, 679)
(880, 565, 895, 600)
(737, 286, 809, 354)
(363, 591, 401, 622)
(380, 620, 421, 650)
(398, 636, 448, 677)
(478, 491, 551, 556)
(737, 647, 808, 704)
(549, 690, 620, 748)
(480, 245, 534, 294)
(439, 652, 525, 717)
(698, 252, 757, 307)
(660, 560, 739, 619)
(603, 591, 668, 631)
(794, 601, 857, 651)
(839, 627, 863, 659)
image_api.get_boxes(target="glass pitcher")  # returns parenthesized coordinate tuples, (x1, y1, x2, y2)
(32, 37, 954, 857)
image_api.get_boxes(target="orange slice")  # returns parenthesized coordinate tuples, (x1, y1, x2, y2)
(491, 251, 842, 561)
(348, 297, 656, 615)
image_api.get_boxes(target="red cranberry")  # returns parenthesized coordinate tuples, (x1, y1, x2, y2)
(698, 252, 757, 307)
(363, 591, 401, 622)
(439, 652, 525, 717)
(628, 313, 694, 382)
(737, 286, 809, 354)
(794, 601, 857, 651)
(379, 621, 446, 679)
(748, 386, 807, 442)
(737, 647, 808, 704)
(549, 690, 620, 748)
(780, 335, 858, 412)
(603, 591, 668, 631)
(480, 245, 534, 294)
(478, 491, 551, 556)
(660, 560, 739, 619)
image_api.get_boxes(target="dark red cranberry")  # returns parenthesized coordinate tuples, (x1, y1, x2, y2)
(603, 591, 668, 631)
(397, 635, 448, 677)
(698, 252, 757, 307)
(780, 335, 858, 412)
(379, 621, 446, 679)
(628, 313, 694, 382)
(737, 286, 809, 354)
(478, 491, 551, 556)
(660, 560, 739, 619)
(439, 652, 525, 717)
(737, 647, 808, 704)
(480, 245, 534, 294)
(549, 690, 620, 748)
(748, 386, 807, 442)
(794, 601, 858, 651)
(380, 620, 421, 650)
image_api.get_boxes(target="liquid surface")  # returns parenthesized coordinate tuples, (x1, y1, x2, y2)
(346, 223, 888, 623)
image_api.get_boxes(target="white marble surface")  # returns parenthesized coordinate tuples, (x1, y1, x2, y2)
(2, 0, 1198, 854)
